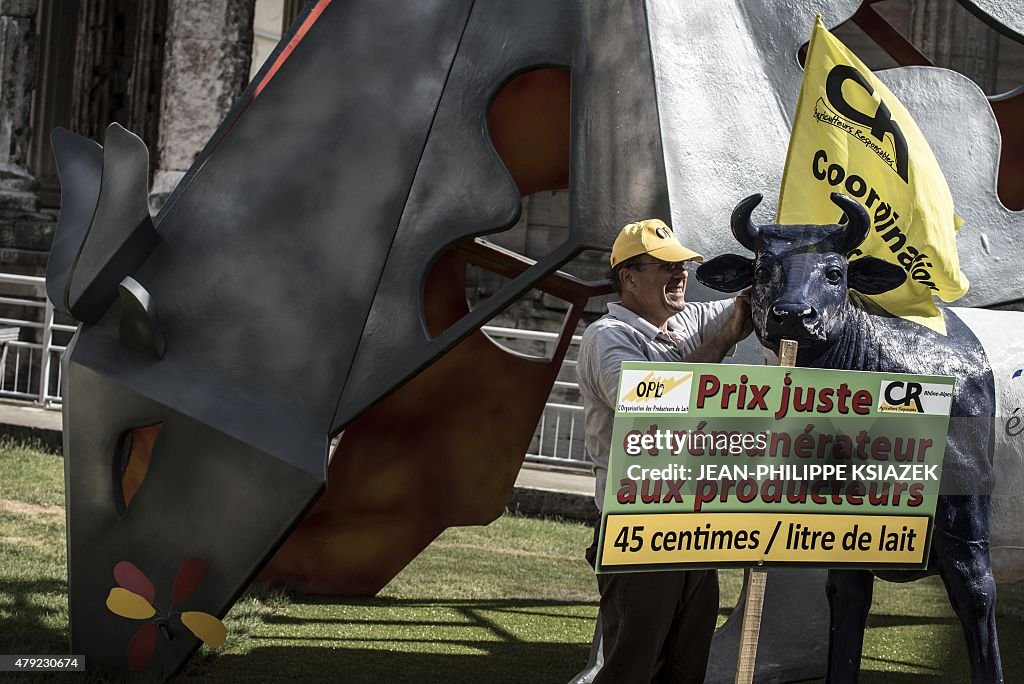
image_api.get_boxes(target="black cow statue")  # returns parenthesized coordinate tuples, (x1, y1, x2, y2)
(697, 192, 1024, 684)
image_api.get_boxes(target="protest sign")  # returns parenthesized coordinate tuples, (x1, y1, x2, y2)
(597, 362, 954, 573)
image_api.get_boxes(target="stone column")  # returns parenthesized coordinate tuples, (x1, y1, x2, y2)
(29, 0, 79, 208)
(125, 0, 169, 151)
(283, 0, 304, 25)
(910, 0, 1001, 93)
(149, 0, 254, 211)
(0, 0, 39, 216)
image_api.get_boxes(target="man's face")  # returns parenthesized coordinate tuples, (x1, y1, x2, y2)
(623, 257, 691, 321)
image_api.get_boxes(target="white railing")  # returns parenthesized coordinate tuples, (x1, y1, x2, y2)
(0, 273, 591, 467)
(480, 325, 590, 471)
(0, 273, 73, 406)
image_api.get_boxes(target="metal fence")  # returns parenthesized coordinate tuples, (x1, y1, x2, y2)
(480, 326, 590, 471)
(0, 273, 590, 469)
(0, 273, 73, 406)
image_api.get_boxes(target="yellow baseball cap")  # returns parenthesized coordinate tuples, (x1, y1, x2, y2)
(609, 219, 704, 268)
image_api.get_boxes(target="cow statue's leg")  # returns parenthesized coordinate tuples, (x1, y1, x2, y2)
(825, 569, 873, 684)
(934, 495, 1003, 684)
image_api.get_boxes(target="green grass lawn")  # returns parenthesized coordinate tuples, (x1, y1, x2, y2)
(1, 441, 1023, 682)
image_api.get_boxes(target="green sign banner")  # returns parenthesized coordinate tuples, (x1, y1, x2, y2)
(597, 362, 954, 573)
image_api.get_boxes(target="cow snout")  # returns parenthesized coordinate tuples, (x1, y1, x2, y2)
(770, 304, 817, 324)
(765, 302, 821, 340)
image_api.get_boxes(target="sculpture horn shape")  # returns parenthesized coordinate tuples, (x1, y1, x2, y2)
(730, 193, 763, 252)
(830, 192, 871, 254)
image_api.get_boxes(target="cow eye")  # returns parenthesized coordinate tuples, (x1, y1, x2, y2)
(754, 266, 771, 284)
(826, 268, 842, 283)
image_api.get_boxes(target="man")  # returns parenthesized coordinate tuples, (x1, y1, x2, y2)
(576, 218, 752, 683)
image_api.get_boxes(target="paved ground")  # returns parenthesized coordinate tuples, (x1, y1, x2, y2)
(512, 463, 598, 523)
(0, 398, 62, 452)
(0, 399, 598, 522)
(515, 465, 594, 496)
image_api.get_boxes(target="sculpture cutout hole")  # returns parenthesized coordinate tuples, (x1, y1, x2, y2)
(487, 67, 570, 197)
(481, 67, 571, 268)
(799, 3, 905, 71)
(468, 266, 563, 363)
(991, 90, 1024, 211)
(114, 423, 164, 512)
(425, 67, 572, 343)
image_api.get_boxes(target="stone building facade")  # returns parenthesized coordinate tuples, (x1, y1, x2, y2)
(0, 0, 1020, 324)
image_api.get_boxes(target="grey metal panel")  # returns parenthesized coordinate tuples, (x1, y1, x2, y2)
(62, 333, 325, 677)
(643, 0, 861, 274)
(644, 0, 1024, 310)
(876, 66, 1024, 307)
(120, 0, 475, 430)
(333, 0, 672, 431)
(643, 0, 861, 367)
(68, 330, 326, 479)
(117, 276, 165, 359)
(331, 0, 576, 431)
(66, 124, 159, 323)
(48, 128, 101, 317)
(57, 2, 477, 677)
(572, 0, 673, 240)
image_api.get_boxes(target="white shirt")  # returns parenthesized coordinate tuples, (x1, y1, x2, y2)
(575, 300, 735, 509)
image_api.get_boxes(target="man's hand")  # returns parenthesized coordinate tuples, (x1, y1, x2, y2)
(682, 292, 753, 363)
(726, 287, 754, 342)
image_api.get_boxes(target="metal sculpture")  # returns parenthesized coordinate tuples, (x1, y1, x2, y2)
(644, 0, 1023, 308)
(50, 0, 670, 677)
(47, 0, 1023, 679)
(254, 63, 608, 593)
(845, 0, 1024, 213)
(258, 240, 609, 594)
(697, 192, 1024, 683)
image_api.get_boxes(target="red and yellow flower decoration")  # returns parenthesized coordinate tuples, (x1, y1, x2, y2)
(105, 556, 226, 671)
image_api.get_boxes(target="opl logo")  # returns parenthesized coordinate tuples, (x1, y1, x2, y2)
(617, 370, 693, 414)
(877, 380, 953, 415)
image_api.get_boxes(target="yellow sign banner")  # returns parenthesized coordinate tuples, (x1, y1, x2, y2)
(600, 513, 930, 569)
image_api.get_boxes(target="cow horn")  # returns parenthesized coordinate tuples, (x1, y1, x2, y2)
(830, 192, 871, 254)
(730, 193, 763, 252)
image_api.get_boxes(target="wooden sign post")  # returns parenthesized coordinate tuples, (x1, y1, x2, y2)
(734, 338, 798, 684)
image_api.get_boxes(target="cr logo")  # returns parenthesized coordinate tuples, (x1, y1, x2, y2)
(884, 381, 923, 412)
(825, 64, 909, 183)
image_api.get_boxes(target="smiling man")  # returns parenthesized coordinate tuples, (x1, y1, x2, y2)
(576, 218, 752, 684)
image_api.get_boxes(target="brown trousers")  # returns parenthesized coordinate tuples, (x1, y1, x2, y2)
(587, 527, 719, 683)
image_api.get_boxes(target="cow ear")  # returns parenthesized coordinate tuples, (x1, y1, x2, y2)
(696, 255, 754, 292)
(847, 256, 907, 295)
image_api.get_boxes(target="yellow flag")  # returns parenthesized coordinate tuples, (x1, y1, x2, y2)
(777, 17, 968, 334)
